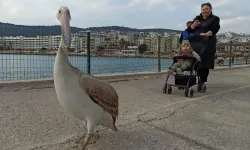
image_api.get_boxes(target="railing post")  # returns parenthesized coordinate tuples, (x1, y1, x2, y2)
(157, 35, 161, 72)
(247, 44, 250, 65)
(229, 40, 232, 67)
(86, 30, 91, 74)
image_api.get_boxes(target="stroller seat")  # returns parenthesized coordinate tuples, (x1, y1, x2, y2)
(169, 55, 200, 73)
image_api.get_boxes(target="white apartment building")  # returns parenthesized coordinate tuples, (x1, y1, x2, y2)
(144, 34, 179, 54)
(138, 38, 145, 45)
(233, 37, 250, 43)
(2, 36, 52, 50)
(121, 46, 139, 56)
(217, 38, 230, 43)
(22, 36, 52, 50)
(74, 36, 95, 53)
(94, 36, 105, 49)
(1, 36, 22, 49)
(1, 35, 84, 51)
(51, 35, 61, 50)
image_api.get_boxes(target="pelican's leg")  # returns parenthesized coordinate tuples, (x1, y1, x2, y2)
(80, 121, 100, 150)
(76, 130, 100, 145)
(81, 133, 93, 150)
(88, 130, 100, 144)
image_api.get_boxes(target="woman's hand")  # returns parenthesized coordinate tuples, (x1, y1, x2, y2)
(200, 31, 212, 36)
(206, 31, 212, 36)
(191, 20, 200, 29)
(192, 51, 200, 61)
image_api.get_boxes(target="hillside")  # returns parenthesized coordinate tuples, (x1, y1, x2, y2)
(0, 22, 181, 37)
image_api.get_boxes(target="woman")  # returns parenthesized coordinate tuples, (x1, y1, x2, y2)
(187, 2, 220, 89)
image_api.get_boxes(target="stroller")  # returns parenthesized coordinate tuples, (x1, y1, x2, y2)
(163, 35, 208, 97)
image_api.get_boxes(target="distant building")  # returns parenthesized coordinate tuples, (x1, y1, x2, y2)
(94, 36, 105, 50)
(121, 46, 139, 56)
(74, 36, 95, 53)
(138, 38, 145, 45)
(144, 33, 179, 55)
(51, 35, 61, 50)
(0, 30, 182, 55)
(2, 36, 52, 50)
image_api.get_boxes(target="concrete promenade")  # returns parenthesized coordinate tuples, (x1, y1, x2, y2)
(0, 66, 250, 150)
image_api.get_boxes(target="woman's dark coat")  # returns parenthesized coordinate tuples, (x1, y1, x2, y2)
(187, 13, 220, 69)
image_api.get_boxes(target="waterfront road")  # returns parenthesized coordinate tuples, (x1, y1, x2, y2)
(1, 68, 250, 150)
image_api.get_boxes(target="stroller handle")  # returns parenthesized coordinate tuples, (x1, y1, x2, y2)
(173, 56, 200, 64)
(188, 35, 209, 43)
(173, 55, 197, 60)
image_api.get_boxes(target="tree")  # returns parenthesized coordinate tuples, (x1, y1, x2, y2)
(96, 45, 105, 52)
(41, 47, 47, 51)
(138, 44, 148, 54)
(124, 41, 130, 48)
(119, 38, 126, 49)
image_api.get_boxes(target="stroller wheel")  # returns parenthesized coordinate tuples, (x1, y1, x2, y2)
(163, 88, 167, 94)
(185, 89, 189, 97)
(189, 89, 194, 97)
(167, 86, 172, 94)
(163, 84, 167, 94)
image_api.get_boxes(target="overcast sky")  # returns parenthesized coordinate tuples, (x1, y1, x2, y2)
(0, 0, 249, 33)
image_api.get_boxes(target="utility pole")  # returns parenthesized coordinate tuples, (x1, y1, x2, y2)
(157, 35, 161, 72)
(86, 30, 91, 74)
(229, 40, 232, 67)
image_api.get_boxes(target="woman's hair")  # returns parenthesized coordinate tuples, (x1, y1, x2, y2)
(201, 2, 212, 9)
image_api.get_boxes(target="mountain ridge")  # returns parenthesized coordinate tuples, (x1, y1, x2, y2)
(0, 22, 182, 37)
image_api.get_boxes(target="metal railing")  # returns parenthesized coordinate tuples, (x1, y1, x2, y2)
(0, 28, 249, 81)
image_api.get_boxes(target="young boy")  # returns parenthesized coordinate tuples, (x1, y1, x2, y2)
(179, 21, 193, 44)
(168, 40, 200, 75)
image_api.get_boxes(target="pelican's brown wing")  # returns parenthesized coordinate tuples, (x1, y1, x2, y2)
(79, 75, 119, 123)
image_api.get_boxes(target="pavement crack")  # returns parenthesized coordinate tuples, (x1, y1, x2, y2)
(136, 103, 219, 150)
(137, 104, 191, 123)
(140, 121, 219, 150)
(26, 135, 80, 150)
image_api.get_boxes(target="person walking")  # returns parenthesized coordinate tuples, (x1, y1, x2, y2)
(187, 2, 220, 90)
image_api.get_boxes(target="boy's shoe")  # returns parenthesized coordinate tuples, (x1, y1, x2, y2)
(183, 71, 190, 75)
(167, 70, 174, 76)
(176, 68, 182, 74)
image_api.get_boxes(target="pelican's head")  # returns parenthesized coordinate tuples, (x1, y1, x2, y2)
(57, 6, 71, 51)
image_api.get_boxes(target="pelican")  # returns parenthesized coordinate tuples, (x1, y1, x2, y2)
(53, 6, 119, 150)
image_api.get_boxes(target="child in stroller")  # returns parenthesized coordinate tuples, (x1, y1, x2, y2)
(167, 40, 200, 75)
(163, 40, 201, 97)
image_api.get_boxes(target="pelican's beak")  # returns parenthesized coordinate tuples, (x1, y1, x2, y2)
(60, 13, 71, 52)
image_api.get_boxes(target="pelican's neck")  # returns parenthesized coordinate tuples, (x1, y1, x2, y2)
(55, 38, 70, 66)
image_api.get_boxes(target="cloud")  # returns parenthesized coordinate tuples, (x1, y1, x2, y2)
(219, 16, 250, 33)
(0, 0, 249, 33)
(127, 0, 187, 11)
(0, 0, 125, 25)
(208, 0, 233, 8)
